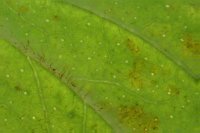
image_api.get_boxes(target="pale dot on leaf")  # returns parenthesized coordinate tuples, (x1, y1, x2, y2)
(87, 57, 92, 60)
(58, 55, 62, 59)
(165, 4, 170, 8)
(6, 74, 10, 78)
(87, 22, 91, 26)
(162, 34, 166, 38)
(32, 116, 36, 120)
(24, 91, 27, 95)
(45, 19, 50, 23)
(61, 38, 64, 42)
(20, 69, 24, 73)
(180, 38, 184, 42)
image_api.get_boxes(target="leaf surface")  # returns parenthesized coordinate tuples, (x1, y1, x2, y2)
(0, 0, 199, 133)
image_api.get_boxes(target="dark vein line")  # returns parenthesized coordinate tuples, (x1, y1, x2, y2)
(27, 56, 50, 133)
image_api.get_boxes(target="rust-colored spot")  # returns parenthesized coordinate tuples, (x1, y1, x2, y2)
(70, 81, 77, 87)
(118, 105, 159, 132)
(182, 35, 200, 55)
(166, 84, 180, 96)
(52, 15, 60, 21)
(14, 85, 21, 91)
(126, 38, 140, 54)
(18, 5, 29, 13)
(129, 70, 143, 89)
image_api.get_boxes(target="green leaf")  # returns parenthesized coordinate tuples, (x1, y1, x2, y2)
(62, 0, 200, 80)
(0, 0, 199, 133)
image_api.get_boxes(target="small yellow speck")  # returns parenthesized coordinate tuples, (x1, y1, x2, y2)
(6, 74, 10, 78)
(32, 116, 36, 120)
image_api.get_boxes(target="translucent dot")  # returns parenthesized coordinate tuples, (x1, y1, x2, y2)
(6, 74, 10, 78)
(24, 91, 27, 95)
(122, 95, 126, 98)
(152, 90, 155, 93)
(184, 26, 187, 29)
(25, 33, 29, 36)
(80, 40, 83, 43)
(20, 69, 24, 73)
(180, 38, 184, 42)
(98, 42, 102, 45)
(53, 107, 57, 111)
(125, 60, 129, 63)
(162, 34, 166, 38)
(72, 67, 75, 70)
(144, 57, 148, 60)
(137, 88, 140, 91)
(45, 19, 50, 23)
(167, 91, 171, 95)
(64, 26, 67, 29)
(151, 72, 155, 76)
(4, 118, 7, 122)
(134, 17, 137, 20)
(170, 115, 173, 119)
(105, 97, 108, 100)
(116, 42, 120, 46)
(156, 85, 159, 88)
(113, 75, 116, 79)
(114, 1, 118, 5)
(61, 38, 64, 42)
(58, 55, 62, 59)
(32, 116, 36, 120)
(96, 69, 99, 72)
(87, 57, 92, 60)
(165, 4, 170, 8)
(87, 22, 91, 26)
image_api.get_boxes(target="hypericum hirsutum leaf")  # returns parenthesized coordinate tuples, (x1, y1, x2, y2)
(62, 0, 200, 80)
(0, 0, 199, 133)
(0, 40, 111, 133)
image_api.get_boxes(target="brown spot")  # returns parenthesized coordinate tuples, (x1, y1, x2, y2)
(166, 85, 180, 96)
(70, 81, 77, 87)
(182, 35, 200, 55)
(52, 15, 60, 21)
(18, 6, 29, 13)
(14, 85, 21, 91)
(118, 105, 159, 132)
(126, 38, 140, 54)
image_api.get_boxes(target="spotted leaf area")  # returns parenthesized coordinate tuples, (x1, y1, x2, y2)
(0, 0, 199, 133)
(63, 0, 200, 80)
